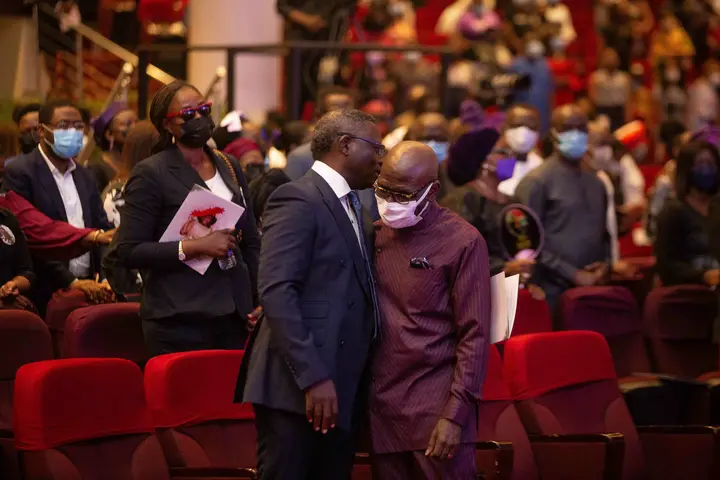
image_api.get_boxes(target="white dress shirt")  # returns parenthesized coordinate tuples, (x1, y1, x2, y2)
(497, 151, 544, 197)
(39, 146, 91, 278)
(311, 161, 363, 246)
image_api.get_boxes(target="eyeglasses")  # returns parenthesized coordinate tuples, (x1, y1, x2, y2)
(337, 132, 387, 157)
(374, 181, 430, 205)
(44, 121, 85, 131)
(166, 102, 213, 122)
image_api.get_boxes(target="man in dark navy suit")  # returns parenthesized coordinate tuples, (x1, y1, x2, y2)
(236, 109, 383, 479)
(3, 100, 114, 312)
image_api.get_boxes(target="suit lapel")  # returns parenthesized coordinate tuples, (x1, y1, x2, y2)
(310, 170, 370, 297)
(72, 169, 92, 228)
(34, 152, 67, 221)
(165, 147, 207, 192)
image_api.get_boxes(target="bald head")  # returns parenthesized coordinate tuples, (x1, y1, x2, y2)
(377, 141, 438, 194)
(552, 104, 588, 133)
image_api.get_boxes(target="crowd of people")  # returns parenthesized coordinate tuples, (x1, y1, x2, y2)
(1, 0, 720, 478)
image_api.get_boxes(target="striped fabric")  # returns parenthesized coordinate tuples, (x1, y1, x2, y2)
(369, 203, 491, 454)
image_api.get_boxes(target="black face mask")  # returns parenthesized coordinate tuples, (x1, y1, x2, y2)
(244, 163, 266, 184)
(19, 131, 38, 154)
(179, 116, 215, 149)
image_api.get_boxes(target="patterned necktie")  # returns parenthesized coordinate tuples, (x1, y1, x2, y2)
(347, 191, 381, 339)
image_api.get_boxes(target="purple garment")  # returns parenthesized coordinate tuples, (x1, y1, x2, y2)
(370, 203, 491, 454)
(457, 10, 501, 41)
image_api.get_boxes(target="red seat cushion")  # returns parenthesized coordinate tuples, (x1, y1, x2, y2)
(14, 358, 152, 451)
(144, 350, 256, 470)
(62, 303, 148, 364)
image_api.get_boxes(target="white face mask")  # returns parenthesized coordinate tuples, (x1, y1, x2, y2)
(505, 126, 539, 154)
(376, 183, 433, 229)
(527, 40, 545, 58)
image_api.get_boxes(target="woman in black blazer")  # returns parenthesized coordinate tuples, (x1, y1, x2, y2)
(112, 81, 260, 355)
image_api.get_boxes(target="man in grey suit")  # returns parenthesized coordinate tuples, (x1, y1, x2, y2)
(285, 86, 379, 220)
(236, 109, 383, 479)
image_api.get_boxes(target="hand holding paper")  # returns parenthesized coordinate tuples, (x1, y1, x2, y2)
(160, 185, 245, 275)
(489, 272, 520, 344)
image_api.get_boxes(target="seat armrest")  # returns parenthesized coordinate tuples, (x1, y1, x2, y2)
(354, 452, 371, 465)
(529, 433, 624, 480)
(170, 467, 257, 479)
(637, 425, 720, 435)
(475, 442, 513, 480)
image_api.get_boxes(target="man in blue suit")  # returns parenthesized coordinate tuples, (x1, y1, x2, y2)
(236, 109, 383, 479)
(3, 100, 113, 313)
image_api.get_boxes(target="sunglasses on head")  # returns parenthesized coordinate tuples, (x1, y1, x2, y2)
(166, 102, 213, 122)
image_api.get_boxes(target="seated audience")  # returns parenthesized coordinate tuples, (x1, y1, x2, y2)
(102, 121, 159, 227)
(655, 141, 720, 287)
(3, 100, 114, 313)
(266, 120, 309, 170)
(516, 104, 610, 310)
(111, 80, 260, 355)
(89, 102, 138, 192)
(0, 207, 35, 312)
(510, 34, 555, 134)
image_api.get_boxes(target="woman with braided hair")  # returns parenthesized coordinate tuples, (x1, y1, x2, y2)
(110, 80, 261, 355)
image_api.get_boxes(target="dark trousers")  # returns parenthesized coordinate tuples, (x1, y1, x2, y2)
(253, 404, 356, 480)
(371, 445, 476, 480)
(142, 313, 247, 357)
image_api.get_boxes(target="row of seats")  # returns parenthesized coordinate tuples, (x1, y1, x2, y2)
(557, 285, 719, 378)
(6, 351, 256, 480)
(5, 332, 720, 480)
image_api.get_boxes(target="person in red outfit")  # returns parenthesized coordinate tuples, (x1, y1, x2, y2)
(0, 190, 113, 261)
(370, 141, 490, 479)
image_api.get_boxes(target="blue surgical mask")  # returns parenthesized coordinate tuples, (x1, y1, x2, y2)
(555, 129, 588, 161)
(45, 128, 84, 159)
(425, 140, 449, 163)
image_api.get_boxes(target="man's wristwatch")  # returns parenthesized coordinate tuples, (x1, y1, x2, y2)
(178, 241, 186, 262)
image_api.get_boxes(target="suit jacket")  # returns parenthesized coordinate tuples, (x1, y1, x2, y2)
(110, 146, 260, 321)
(2, 148, 112, 309)
(284, 143, 380, 220)
(236, 169, 375, 430)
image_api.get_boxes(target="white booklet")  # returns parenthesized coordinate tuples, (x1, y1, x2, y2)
(489, 272, 520, 343)
(159, 184, 245, 275)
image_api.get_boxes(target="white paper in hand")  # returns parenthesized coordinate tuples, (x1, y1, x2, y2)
(490, 272, 508, 344)
(504, 274, 520, 338)
(160, 185, 245, 275)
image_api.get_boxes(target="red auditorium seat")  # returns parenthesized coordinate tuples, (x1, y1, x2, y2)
(558, 286, 651, 377)
(44, 289, 89, 357)
(14, 358, 254, 479)
(479, 345, 627, 479)
(644, 286, 719, 377)
(61, 303, 149, 365)
(512, 289, 552, 337)
(504, 331, 720, 480)
(0, 310, 53, 480)
(144, 350, 257, 474)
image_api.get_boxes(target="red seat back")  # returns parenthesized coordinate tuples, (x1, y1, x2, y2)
(644, 286, 719, 376)
(62, 303, 149, 365)
(0, 310, 53, 432)
(144, 350, 256, 469)
(559, 286, 651, 376)
(13, 358, 169, 480)
(504, 332, 647, 479)
(512, 289, 552, 337)
(478, 346, 538, 480)
(44, 290, 89, 357)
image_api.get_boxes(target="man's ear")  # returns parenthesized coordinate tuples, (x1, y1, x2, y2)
(338, 135, 351, 156)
